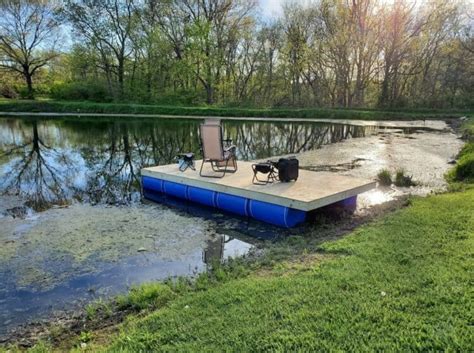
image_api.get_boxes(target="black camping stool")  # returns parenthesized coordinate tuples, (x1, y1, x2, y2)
(177, 153, 196, 172)
(252, 161, 279, 185)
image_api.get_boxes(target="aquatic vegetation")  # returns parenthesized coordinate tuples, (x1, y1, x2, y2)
(377, 169, 392, 186)
(394, 169, 416, 187)
(0, 204, 213, 290)
(79, 331, 93, 343)
(85, 303, 97, 321)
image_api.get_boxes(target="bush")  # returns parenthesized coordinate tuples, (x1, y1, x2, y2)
(18, 86, 33, 99)
(377, 169, 392, 186)
(151, 89, 203, 106)
(394, 169, 416, 187)
(50, 81, 111, 102)
(448, 143, 474, 182)
(0, 83, 19, 99)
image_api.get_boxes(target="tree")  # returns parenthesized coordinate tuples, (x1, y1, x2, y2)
(178, 0, 257, 104)
(15, 0, 470, 108)
(64, 0, 137, 98)
(0, 0, 62, 99)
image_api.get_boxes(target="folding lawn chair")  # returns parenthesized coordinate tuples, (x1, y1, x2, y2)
(199, 120, 237, 178)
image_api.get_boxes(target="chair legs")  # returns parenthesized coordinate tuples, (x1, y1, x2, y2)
(199, 158, 237, 178)
(211, 157, 237, 173)
(252, 164, 278, 185)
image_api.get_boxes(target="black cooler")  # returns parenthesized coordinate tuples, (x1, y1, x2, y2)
(276, 157, 299, 182)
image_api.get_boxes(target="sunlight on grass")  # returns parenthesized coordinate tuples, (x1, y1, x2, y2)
(101, 190, 473, 351)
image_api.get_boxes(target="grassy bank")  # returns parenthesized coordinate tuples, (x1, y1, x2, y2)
(0, 99, 471, 120)
(44, 187, 471, 352)
(447, 119, 474, 184)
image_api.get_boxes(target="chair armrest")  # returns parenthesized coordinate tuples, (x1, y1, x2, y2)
(224, 144, 236, 153)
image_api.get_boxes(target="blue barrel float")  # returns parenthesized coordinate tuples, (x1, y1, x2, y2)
(142, 176, 307, 228)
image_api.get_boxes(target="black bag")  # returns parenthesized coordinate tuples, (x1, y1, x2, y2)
(276, 157, 299, 182)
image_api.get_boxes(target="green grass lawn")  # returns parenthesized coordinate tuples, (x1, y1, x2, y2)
(0, 99, 471, 120)
(65, 187, 471, 352)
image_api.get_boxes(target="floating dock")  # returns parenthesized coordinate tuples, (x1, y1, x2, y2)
(141, 161, 376, 228)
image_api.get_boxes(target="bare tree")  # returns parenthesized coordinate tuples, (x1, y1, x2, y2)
(0, 0, 62, 99)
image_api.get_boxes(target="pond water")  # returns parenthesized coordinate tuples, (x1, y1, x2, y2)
(0, 116, 462, 338)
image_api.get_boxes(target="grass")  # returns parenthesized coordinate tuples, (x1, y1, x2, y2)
(461, 118, 474, 141)
(0, 99, 472, 120)
(116, 283, 177, 311)
(377, 169, 392, 186)
(84, 188, 471, 352)
(447, 119, 474, 183)
(394, 169, 416, 187)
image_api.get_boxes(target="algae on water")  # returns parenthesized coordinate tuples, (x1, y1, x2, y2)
(0, 203, 218, 290)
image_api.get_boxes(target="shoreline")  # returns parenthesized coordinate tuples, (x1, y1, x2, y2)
(0, 111, 452, 130)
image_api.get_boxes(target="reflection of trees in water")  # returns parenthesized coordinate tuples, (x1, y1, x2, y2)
(0, 121, 77, 211)
(203, 235, 225, 265)
(144, 122, 201, 165)
(83, 124, 141, 204)
(81, 121, 200, 204)
(0, 118, 373, 210)
(224, 122, 371, 160)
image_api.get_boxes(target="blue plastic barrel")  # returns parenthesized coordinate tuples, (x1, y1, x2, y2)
(142, 176, 163, 193)
(187, 186, 217, 208)
(248, 199, 306, 228)
(339, 195, 357, 210)
(141, 176, 308, 228)
(163, 181, 188, 199)
(215, 192, 249, 217)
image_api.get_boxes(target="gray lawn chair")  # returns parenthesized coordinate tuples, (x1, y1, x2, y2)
(199, 120, 237, 178)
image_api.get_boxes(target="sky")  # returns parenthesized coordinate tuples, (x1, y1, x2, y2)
(258, 0, 420, 17)
(259, 0, 285, 18)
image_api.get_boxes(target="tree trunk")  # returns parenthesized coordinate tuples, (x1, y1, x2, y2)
(205, 84, 214, 104)
(118, 57, 124, 99)
(24, 70, 34, 100)
(379, 63, 391, 107)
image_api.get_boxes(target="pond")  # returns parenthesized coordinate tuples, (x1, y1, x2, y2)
(0, 116, 462, 339)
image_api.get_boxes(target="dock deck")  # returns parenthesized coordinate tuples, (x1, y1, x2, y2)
(142, 161, 376, 212)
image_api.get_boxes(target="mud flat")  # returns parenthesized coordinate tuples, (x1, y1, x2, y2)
(296, 125, 463, 208)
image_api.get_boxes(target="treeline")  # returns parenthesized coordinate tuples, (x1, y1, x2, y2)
(0, 0, 473, 109)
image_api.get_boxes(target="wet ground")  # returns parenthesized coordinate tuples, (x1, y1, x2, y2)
(0, 117, 463, 339)
(298, 126, 463, 207)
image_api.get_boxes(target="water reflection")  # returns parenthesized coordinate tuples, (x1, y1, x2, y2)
(204, 234, 253, 264)
(0, 121, 80, 211)
(0, 231, 253, 337)
(0, 117, 374, 211)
